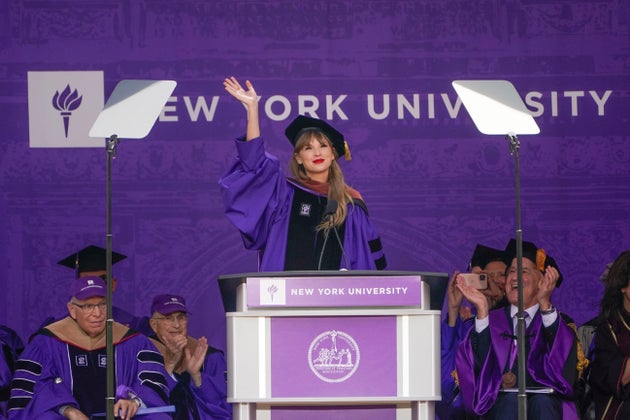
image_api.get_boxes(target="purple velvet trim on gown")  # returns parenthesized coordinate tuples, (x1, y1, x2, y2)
(455, 307, 578, 418)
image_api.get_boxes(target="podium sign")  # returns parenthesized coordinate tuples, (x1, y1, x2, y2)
(218, 271, 443, 420)
(248, 275, 422, 308)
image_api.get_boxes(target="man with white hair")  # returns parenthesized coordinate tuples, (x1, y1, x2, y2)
(149, 293, 231, 420)
(9, 276, 171, 419)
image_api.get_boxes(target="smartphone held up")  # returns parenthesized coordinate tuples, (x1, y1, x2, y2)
(460, 273, 488, 290)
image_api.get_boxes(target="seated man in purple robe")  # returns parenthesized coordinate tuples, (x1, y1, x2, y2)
(220, 77, 386, 271)
(455, 240, 580, 419)
(8, 276, 172, 419)
(438, 243, 507, 419)
(37, 245, 152, 336)
(148, 294, 231, 420)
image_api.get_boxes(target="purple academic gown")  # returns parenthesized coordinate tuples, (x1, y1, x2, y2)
(0, 343, 11, 420)
(439, 316, 473, 419)
(439, 291, 488, 419)
(219, 136, 386, 271)
(455, 307, 578, 419)
(8, 322, 171, 419)
(154, 337, 231, 419)
(0, 327, 23, 420)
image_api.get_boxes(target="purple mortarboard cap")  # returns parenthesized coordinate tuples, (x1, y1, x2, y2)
(70, 275, 107, 300)
(151, 294, 188, 315)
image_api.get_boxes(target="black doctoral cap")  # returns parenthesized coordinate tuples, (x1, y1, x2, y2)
(285, 115, 351, 160)
(503, 238, 563, 287)
(469, 244, 506, 270)
(57, 245, 127, 276)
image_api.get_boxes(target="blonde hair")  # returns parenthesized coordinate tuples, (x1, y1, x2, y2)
(289, 129, 354, 230)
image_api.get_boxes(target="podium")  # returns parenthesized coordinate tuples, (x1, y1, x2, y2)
(218, 271, 444, 420)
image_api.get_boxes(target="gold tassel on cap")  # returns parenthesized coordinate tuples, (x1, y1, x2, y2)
(344, 140, 352, 160)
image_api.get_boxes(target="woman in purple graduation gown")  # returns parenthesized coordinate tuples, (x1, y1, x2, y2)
(219, 77, 386, 272)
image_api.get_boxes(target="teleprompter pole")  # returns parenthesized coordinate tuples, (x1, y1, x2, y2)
(106, 134, 119, 420)
(507, 132, 527, 420)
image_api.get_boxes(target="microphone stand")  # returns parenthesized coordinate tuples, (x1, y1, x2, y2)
(331, 227, 350, 270)
(507, 131, 527, 420)
(317, 228, 332, 270)
(317, 200, 338, 270)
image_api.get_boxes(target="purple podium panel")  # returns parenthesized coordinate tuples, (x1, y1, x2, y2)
(270, 316, 397, 397)
(271, 405, 397, 420)
(248, 275, 422, 308)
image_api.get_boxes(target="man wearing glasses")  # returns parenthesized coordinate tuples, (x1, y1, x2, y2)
(53, 245, 152, 336)
(8, 276, 172, 419)
(149, 294, 232, 420)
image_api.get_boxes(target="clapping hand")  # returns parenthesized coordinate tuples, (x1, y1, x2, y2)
(185, 336, 209, 387)
(161, 332, 187, 374)
(537, 265, 559, 310)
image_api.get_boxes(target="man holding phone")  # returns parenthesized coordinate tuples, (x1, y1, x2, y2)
(438, 243, 508, 420)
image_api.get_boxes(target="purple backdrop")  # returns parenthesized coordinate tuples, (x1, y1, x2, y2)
(1, 0, 629, 351)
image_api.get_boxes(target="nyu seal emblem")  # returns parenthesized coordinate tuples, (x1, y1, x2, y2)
(299, 202, 311, 217)
(308, 330, 360, 383)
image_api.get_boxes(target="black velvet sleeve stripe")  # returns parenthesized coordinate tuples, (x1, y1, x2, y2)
(375, 255, 387, 270)
(15, 359, 42, 376)
(8, 396, 31, 409)
(144, 382, 168, 404)
(368, 237, 383, 253)
(10, 378, 35, 394)
(207, 346, 224, 357)
(138, 372, 169, 403)
(353, 198, 369, 215)
(137, 349, 164, 365)
(139, 370, 168, 389)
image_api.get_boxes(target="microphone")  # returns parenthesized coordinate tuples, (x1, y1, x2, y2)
(323, 199, 339, 218)
(317, 200, 339, 270)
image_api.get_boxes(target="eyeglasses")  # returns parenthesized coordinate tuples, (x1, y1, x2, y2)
(72, 302, 107, 313)
(153, 313, 188, 324)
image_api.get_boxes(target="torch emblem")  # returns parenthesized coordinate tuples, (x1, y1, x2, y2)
(52, 84, 83, 138)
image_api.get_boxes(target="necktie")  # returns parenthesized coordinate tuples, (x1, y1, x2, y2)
(503, 312, 529, 388)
